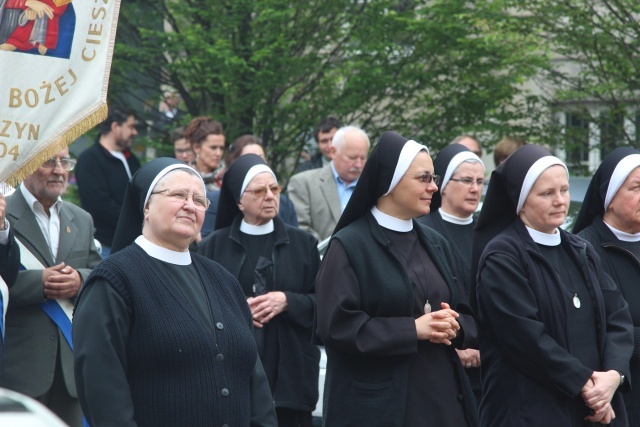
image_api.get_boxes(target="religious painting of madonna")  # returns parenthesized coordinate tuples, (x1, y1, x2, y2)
(0, 0, 75, 59)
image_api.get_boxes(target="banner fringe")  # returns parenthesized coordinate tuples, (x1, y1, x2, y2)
(5, 105, 108, 187)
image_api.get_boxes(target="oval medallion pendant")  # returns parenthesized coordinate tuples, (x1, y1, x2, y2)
(424, 301, 432, 314)
(573, 294, 581, 309)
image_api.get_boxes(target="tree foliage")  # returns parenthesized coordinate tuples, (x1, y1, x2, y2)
(506, 0, 640, 159)
(108, 0, 548, 175)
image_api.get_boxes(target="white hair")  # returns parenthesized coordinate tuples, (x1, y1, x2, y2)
(331, 126, 370, 152)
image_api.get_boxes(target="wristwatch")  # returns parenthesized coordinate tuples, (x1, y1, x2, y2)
(617, 371, 625, 386)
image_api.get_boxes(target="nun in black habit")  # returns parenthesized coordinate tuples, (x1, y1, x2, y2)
(471, 145, 633, 427)
(198, 154, 320, 427)
(73, 158, 276, 427)
(315, 131, 479, 427)
(573, 147, 640, 426)
(416, 143, 485, 404)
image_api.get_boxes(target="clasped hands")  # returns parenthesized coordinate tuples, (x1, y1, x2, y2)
(247, 291, 288, 328)
(415, 302, 460, 345)
(42, 262, 81, 299)
(581, 370, 621, 424)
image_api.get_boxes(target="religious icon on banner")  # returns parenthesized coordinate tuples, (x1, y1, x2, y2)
(0, 0, 75, 58)
(0, 0, 121, 185)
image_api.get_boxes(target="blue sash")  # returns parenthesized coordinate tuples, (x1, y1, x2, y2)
(40, 299, 74, 350)
(15, 238, 74, 350)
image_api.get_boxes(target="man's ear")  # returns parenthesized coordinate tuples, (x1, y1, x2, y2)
(329, 146, 337, 157)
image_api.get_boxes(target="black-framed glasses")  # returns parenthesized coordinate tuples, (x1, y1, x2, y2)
(42, 158, 75, 171)
(449, 177, 485, 187)
(244, 184, 282, 198)
(151, 188, 210, 211)
(405, 172, 440, 186)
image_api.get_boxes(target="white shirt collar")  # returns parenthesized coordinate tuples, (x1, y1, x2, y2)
(109, 150, 133, 179)
(603, 221, 640, 242)
(135, 235, 192, 265)
(20, 184, 63, 214)
(240, 219, 274, 235)
(438, 208, 473, 225)
(526, 225, 561, 246)
(371, 206, 413, 232)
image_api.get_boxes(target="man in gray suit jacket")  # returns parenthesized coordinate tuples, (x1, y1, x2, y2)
(1, 147, 102, 427)
(288, 126, 369, 241)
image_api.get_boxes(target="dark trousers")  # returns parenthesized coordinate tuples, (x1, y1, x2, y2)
(34, 350, 82, 427)
(276, 407, 313, 427)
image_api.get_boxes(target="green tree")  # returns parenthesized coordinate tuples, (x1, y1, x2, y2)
(506, 0, 640, 165)
(109, 0, 547, 176)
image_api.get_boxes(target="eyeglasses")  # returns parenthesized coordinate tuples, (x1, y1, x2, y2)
(42, 158, 75, 171)
(151, 188, 210, 211)
(449, 177, 485, 187)
(405, 172, 440, 186)
(244, 184, 282, 198)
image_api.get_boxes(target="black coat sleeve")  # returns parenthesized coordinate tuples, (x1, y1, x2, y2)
(595, 264, 634, 388)
(250, 356, 277, 427)
(73, 279, 137, 427)
(0, 231, 19, 288)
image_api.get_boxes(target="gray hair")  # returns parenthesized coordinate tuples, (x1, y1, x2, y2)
(331, 126, 370, 152)
(449, 134, 477, 146)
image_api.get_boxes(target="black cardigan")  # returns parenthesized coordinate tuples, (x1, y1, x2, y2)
(73, 244, 276, 427)
(198, 216, 321, 411)
(476, 218, 633, 427)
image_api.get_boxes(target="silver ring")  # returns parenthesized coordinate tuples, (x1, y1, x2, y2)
(466, 363, 471, 368)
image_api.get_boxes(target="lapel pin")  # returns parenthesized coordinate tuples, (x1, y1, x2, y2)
(66, 226, 71, 233)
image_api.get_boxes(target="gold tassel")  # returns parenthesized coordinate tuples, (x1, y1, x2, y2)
(5, 104, 108, 187)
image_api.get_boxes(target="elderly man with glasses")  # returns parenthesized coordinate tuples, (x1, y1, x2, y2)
(0, 147, 102, 427)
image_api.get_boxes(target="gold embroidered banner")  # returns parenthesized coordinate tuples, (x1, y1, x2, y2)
(0, 0, 122, 185)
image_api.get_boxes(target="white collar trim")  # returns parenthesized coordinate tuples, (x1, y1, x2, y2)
(135, 235, 192, 265)
(603, 221, 640, 242)
(371, 206, 413, 232)
(240, 220, 274, 235)
(525, 225, 561, 246)
(438, 208, 473, 225)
